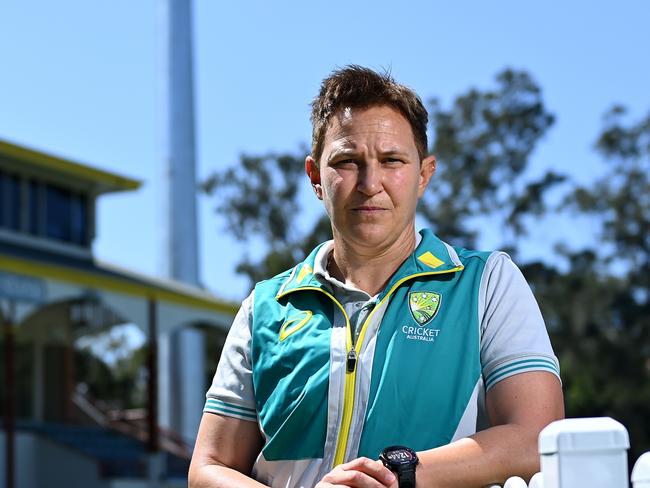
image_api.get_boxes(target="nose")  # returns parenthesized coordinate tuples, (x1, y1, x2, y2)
(356, 162, 382, 196)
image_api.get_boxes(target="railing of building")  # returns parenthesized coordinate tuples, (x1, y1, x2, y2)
(494, 418, 650, 488)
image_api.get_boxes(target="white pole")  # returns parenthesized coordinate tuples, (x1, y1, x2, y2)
(539, 418, 629, 488)
(159, 0, 205, 452)
(160, 0, 200, 286)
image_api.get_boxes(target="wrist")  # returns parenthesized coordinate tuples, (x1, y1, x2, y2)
(380, 446, 419, 488)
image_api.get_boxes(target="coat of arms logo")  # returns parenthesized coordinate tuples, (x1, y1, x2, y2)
(408, 291, 442, 326)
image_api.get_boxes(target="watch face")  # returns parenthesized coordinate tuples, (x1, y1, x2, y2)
(384, 448, 416, 466)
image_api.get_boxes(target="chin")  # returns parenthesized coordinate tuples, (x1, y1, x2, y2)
(334, 221, 406, 250)
(349, 229, 393, 249)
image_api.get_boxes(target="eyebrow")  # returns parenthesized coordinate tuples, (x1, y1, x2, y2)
(326, 148, 358, 164)
(379, 148, 409, 157)
(326, 147, 410, 164)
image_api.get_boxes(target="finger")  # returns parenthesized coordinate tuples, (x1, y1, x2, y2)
(333, 468, 388, 488)
(338, 458, 396, 486)
(315, 480, 349, 488)
(320, 465, 384, 488)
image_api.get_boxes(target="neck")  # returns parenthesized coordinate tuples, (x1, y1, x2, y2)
(329, 229, 418, 296)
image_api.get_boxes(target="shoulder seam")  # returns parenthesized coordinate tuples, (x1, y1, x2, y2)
(275, 265, 299, 296)
(457, 248, 505, 265)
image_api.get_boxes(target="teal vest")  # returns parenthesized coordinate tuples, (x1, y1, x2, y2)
(251, 230, 491, 464)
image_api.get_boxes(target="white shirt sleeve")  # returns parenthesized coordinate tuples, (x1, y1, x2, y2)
(479, 252, 560, 391)
(204, 290, 257, 422)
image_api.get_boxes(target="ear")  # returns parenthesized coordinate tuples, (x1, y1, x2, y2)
(305, 155, 323, 200)
(417, 154, 436, 198)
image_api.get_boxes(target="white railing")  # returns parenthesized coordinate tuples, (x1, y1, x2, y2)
(493, 418, 650, 488)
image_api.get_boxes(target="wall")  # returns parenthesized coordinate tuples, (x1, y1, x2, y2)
(0, 431, 107, 488)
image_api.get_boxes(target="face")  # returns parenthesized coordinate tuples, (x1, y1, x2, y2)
(305, 105, 436, 252)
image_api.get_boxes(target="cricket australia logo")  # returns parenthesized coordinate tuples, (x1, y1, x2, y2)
(409, 291, 441, 325)
(402, 291, 442, 343)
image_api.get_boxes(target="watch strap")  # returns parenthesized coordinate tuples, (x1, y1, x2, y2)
(397, 464, 416, 488)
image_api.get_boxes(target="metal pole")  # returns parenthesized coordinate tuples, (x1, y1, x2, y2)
(160, 0, 205, 446)
(147, 297, 159, 453)
(147, 297, 161, 486)
(3, 300, 16, 488)
(160, 0, 199, 286)
(63, 328, 75, 423)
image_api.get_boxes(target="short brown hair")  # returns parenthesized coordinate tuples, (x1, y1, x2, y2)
(310, 65, 429, 161)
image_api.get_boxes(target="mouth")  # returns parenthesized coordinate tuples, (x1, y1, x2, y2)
(352, 205, 386, 213)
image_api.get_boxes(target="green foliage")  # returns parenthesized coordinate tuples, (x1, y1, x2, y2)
(519, 106, 650, 461)
(202, 151, 331, 283)
(523, 248, 650, 461)
(425, 69, 563, 247)
(202, 153, 305, 245)
(578, 106, 650, 273)
(75, 343, 147, 410)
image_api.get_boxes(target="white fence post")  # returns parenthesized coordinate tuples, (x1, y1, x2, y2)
(503, 476, 528, 488)
(632, 452, 650, 488)
(538, 417, 629, 488)
(528, 472, 544, 488)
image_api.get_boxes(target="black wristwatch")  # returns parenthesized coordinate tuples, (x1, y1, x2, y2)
(379, 445, 419, 488)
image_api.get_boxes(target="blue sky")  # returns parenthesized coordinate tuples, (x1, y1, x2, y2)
(1, 0, 649, 301)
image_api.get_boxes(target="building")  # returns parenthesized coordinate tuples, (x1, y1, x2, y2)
(0, 139, 236, 487)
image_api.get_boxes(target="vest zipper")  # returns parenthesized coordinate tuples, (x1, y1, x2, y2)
(346, 348, 357, 373)
(331, 266, 464, 468)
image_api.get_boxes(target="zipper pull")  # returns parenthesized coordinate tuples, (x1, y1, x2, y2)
(346, 348, 357, 373)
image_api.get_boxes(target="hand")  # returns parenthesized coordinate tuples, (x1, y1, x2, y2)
(315, 457, 397, 488)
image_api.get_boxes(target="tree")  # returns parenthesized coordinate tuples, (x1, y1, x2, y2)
(551, 106, 650, 461)
(202, 150, 331, 284)
(425, 69, 564, 249)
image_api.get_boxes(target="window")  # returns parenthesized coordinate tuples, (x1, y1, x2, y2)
(28, 179, 41, 235)
(71, 193, 88, 246)
(45, 184, 73, 242)
(0, 170, 90, 248)
(45, 184, 89, 246)
(0, 171, 21, 231)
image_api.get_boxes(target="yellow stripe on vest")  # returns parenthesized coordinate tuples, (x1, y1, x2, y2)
(279, 311, 313, 341)
(417, 251, 444, 269)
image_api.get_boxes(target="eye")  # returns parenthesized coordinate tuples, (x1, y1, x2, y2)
(383, 157, 403, 165)
(333, 158, 357, 167)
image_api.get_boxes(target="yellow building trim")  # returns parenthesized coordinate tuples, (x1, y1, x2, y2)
(0, 254, 237, 315)
(0, 139, 141, 193)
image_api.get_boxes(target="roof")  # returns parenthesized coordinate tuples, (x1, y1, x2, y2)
(0, 240, 238, 316)
(0, 139, 141, 195)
